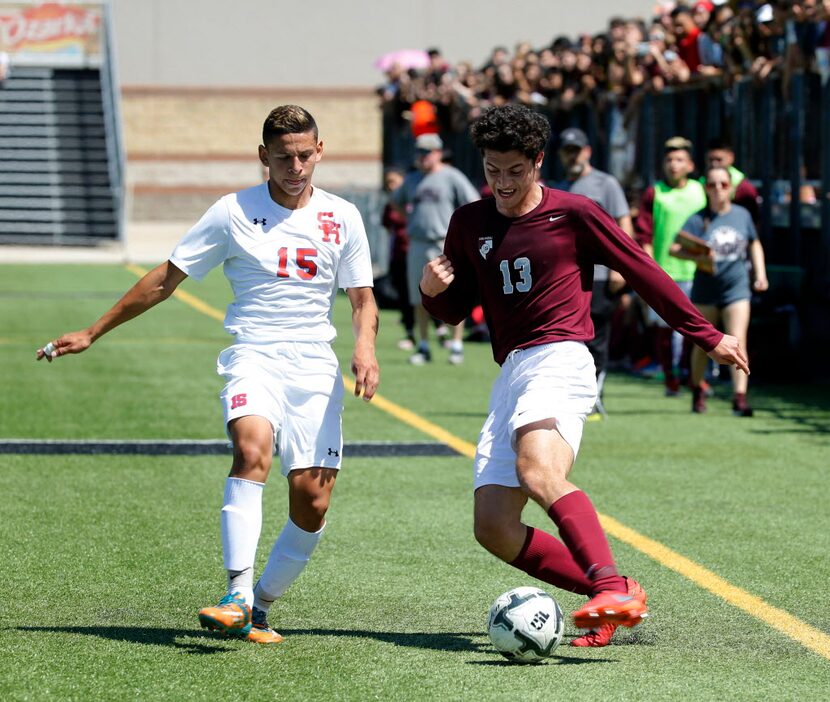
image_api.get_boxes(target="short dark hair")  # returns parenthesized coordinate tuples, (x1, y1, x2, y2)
(671, 7, 692, 18)
(470, 104, 551, 160)
(262, 105, 318, 145)
(705, 137, 734, 153)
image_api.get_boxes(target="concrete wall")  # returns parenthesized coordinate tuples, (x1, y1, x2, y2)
(110, 0, 655, 88)
(123, 86, 381, 220)
(110, 0, 655, 220)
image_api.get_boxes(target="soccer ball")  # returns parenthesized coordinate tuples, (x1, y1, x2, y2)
(487, 586, 564, 663)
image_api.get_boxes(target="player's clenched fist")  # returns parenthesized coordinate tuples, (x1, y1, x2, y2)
(420, 254, 455, 297)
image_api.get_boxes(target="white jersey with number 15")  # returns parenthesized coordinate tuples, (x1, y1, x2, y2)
(170, 183, 373, 344)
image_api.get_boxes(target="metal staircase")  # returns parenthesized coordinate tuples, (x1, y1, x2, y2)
(0, 65, 123, 245)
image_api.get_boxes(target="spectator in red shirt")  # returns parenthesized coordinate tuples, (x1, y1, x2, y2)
(673, 6, 703, 72)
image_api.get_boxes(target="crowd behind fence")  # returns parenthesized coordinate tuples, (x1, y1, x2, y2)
(373, 1, 830, 378)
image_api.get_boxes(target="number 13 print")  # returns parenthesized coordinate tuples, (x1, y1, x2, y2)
(499, 257, 532, 293)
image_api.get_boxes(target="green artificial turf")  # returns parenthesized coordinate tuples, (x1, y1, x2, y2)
(0, 264, 828, 701)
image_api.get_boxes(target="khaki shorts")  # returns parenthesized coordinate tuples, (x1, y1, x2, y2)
(217, 341, 344, 474)
(406, 239, 445, 303)
(473, 341, 597, 490)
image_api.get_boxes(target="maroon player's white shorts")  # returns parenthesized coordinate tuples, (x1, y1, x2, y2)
(473, 341, 597, 490)
(217, 341, 344, 474)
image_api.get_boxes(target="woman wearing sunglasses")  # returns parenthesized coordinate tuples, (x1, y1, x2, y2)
(670, 165, 768, 416)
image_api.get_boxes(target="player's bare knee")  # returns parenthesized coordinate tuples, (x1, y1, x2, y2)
(230, 438, 271, 477)
(474, 515, 518, 560)
(304, 492, 330, 521)
(290, 496, 329, 532)
(473, 518, 501, 553)
(516, 462, 567, 507)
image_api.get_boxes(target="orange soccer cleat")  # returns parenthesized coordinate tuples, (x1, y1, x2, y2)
(198, 592, 252, 635)
(246, 607, 284, 645)
(571, 577, 648, 647)
(572, 577, 648, 632)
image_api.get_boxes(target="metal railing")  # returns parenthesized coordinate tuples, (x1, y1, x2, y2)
(99, 0, 126, 244)
(380, 72, 830, 376)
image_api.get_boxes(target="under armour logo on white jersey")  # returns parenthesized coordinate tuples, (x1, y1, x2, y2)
(253, 217, 267, 225)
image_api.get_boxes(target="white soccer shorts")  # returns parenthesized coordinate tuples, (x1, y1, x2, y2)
(473, 341, 597, 490)
(217, 341, 344, 474)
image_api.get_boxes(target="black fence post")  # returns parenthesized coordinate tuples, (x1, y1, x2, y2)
(822, 72, 830, 291)
(788, 72, 804, 264)
(759, 80, 774, 248)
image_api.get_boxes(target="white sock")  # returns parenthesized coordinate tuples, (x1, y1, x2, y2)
(253, 518, 325, 612)
(449, 339, 463, 353)
(221, 477, 264, 606)
(227, 568, 254, 607)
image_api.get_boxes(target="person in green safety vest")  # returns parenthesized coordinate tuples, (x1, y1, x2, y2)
(703, 138, 761, 223)
(635, 136, 706, 395)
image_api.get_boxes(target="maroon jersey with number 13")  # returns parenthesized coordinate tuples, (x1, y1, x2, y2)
(422, 187, 722, 365)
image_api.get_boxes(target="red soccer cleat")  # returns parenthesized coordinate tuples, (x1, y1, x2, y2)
(572, 578, 649, 631)
(571, 577, 648, 647)
(692, 386, 707, 413)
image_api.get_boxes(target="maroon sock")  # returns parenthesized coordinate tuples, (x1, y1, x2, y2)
(509, 527, 593, 595)
(548, 491, 626, 594)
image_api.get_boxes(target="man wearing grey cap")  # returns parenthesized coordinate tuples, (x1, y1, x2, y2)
(392, 132, 479, 365)
(555, 128, 634, 417)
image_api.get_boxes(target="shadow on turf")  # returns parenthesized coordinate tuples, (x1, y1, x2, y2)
(279, 629, 630, 663)
(15, 626, 235, 654)
(15, 626, 654, 659)
(279, 628, 488, 653)
(470, 654, 612, 666)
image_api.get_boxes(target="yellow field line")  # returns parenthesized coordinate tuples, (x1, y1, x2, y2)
(341, 377, 477, 457)
(125, 264, 830, 661)
(125, 264, 226, 322)
(600, 515, 830, 660)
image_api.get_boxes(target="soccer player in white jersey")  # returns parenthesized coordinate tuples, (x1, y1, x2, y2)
(36, 105, 380, 644)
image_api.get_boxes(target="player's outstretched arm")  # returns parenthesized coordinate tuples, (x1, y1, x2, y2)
(346, 286, 380, 402)
(420, 254, 455, 297)
(706, 333, 750, 375)
(36, 261, 188, 363)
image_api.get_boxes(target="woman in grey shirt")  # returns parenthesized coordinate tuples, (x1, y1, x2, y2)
(671, 166, 768, 416)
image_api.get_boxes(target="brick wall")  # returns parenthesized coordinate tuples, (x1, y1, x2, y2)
(122, 87, 383, 221)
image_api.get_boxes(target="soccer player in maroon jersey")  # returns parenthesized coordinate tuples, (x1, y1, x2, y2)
(420, 104, 749, 647)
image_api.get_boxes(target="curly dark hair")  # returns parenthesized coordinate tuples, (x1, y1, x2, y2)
(470, 104, 551, 159)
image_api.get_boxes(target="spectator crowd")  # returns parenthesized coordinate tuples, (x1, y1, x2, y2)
(375, 1, 805, 415)
(378, 0, 830, 156)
